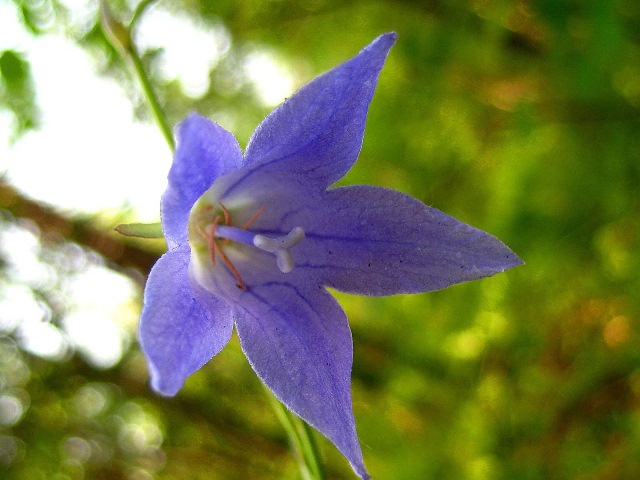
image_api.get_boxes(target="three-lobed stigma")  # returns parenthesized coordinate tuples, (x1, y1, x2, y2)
(254, 227, 306, 274)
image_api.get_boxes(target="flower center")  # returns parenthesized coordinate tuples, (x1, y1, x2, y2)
(189, 201, 305, 290)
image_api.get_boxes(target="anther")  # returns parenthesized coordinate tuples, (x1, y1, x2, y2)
(253, 227, 305, 273)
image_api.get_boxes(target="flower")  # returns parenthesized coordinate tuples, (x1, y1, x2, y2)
(139, 32, 522, 479)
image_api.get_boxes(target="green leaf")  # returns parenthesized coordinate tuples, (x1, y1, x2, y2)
(114, 222, 163, 239)
(0, 50, 27, 84)
(0, 49, 40, 140)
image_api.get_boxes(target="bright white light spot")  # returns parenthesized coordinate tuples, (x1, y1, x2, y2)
(117, 405, 163, 453)
(58, 0, 96, 35)
(244, 49, 296, 106)
(18, 320, 69, 360)
(0, 222, 71, 360)
(61, 265, 138, 368)
(136, 7, 231, 99)
(0, 222, 54, 288)
(0, 285, 47, 333)
(63, 311, 125, 368)
(63, 436, 92, 463)
(0, 111, 13, 137)
(0, 3, 29, 47)
(64, 265, 136, 311)
(0, 395, 25, 426)
(0, 5, 171, 221)
(72, 384, 108, 418)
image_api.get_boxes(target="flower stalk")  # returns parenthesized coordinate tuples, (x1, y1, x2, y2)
(127, 46, 175, 151)
(100, 0, 175, 151)
(265, 387, 325, 480)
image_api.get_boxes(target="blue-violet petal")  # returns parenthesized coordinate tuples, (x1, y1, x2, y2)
(295, 185, 523, 296)
(162, 114, 243, 248)
(139, 245, 234, 396)
(243, 33, 397, 189)
(234, 282, 368, 479)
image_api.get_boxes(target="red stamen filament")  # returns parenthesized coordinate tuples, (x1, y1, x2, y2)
(200, 203, 265, 290)
(213, 240, 246, 290)
(241, 205, 266, 230)
(218, 202, 232, 228)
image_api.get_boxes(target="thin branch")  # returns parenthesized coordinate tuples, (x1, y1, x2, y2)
(0, 181, 160, 281)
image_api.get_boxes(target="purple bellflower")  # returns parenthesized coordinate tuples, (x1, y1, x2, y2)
(140, 32, 522, 479)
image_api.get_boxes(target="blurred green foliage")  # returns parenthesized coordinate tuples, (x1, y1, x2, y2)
(0, 49, 39, 140)
(1, 0, 640, 479)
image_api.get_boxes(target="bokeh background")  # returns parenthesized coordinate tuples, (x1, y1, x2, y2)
(1, 0, 639, 479)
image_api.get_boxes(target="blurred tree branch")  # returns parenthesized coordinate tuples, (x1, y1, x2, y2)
(0, 180, 159, 282)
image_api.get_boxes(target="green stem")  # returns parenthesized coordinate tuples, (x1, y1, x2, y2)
(297, 418, 325, 480)
(130, 0, 158, 29)
(127, 45, 175, 151)
(265, 387, 325, 480)
(100, 0, 175, 152)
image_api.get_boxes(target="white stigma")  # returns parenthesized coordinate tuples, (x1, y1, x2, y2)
(253, 227, 306, 273)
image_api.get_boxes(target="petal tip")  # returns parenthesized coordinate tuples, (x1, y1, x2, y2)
(378, 31, 398, 44)
(175, 112, 210, 139)
(366, 32, 397, 56)
(148, 366, 183, 397)
(505, 251, 525, 270)
(149, 362, 185, 397)
(353, 464, 371, 480)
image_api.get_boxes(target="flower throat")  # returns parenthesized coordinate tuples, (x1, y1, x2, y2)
(189, 199, 305, 290)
